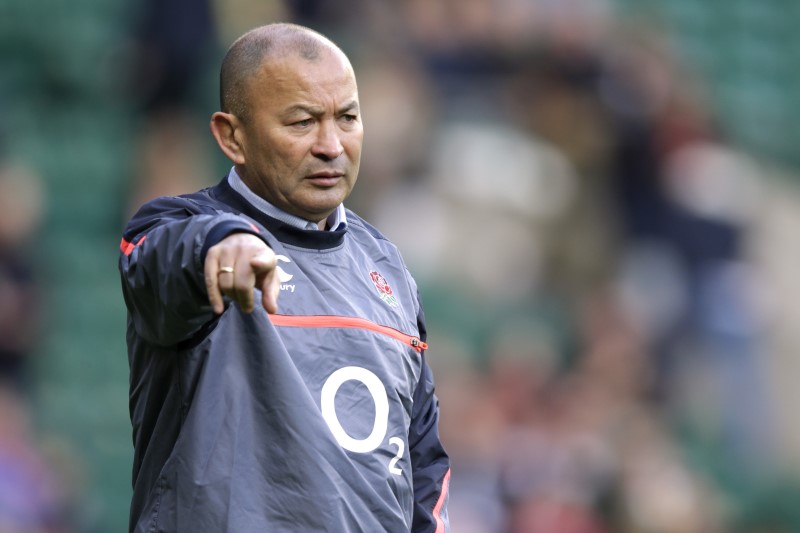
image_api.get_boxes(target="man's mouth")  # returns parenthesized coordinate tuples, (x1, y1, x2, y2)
(307, 172, 343, 186)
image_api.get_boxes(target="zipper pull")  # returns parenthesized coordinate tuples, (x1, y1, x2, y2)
(411, 338, 428, 350)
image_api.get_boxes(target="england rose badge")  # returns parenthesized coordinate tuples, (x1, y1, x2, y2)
(369, 271, 399, 308)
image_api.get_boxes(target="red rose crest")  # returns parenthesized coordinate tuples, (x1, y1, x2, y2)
(369, 271, 398, 307)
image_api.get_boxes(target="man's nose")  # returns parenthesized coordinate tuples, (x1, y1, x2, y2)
(311, 120, 344, 160)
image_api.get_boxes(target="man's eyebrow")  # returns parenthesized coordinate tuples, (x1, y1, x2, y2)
(281, 100, 359, 118)
(283, 100, 359, 116)
(338, 100, 359, 114)
(282, 104, 322, 117)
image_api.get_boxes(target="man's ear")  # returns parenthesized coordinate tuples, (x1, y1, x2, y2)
(210, 112, 246, 165)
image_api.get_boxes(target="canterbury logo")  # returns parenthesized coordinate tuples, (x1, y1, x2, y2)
(276, 255, 293, 283)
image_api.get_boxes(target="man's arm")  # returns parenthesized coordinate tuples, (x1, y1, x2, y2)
(409, 357, 451, 533)
(119, 195, 278, 346)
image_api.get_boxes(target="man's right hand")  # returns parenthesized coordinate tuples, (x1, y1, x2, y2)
(204, 233, 280, 315)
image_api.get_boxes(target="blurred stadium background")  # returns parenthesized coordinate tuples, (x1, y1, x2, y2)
(2, 0, 800, 531)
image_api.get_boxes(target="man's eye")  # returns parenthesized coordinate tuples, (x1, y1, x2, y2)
(293, 119, 313, 127)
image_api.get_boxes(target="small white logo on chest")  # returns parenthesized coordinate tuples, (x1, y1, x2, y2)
(277, 255, 295, 292)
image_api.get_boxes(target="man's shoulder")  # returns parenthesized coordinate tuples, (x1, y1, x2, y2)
(133, 185, 227, 218)
(344, 209, 391, 243)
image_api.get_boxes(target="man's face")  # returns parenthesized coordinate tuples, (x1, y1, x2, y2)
(235, 49, 363, 224)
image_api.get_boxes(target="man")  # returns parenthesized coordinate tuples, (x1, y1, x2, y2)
(119, 23, 450, 532)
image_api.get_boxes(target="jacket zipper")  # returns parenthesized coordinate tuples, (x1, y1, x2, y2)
(269, 314, 428, 352)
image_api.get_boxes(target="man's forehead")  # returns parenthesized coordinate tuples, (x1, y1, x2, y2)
(254, 51, 357, 89)
(243, 61, 359, 116)
(260, 44, 350, 73)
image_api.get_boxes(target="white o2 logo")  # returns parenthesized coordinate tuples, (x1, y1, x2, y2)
(321, 366, 405, 475)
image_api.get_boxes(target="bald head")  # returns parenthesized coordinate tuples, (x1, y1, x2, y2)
(220, 23, 347, 121)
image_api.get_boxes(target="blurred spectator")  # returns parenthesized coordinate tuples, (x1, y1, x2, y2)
(213, 0, 287, 49)
(124, 0, 220, 215)
(0, 160, 45, 386)
(0, 383, 72, 532)
(367, 111, 578, 310)
(345, 51, 436, 217)
(597, 28, 774, 469)
(131, 0, 215, 119)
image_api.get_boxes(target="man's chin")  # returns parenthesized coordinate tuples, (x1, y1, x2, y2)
(299, 191, 349, 216)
